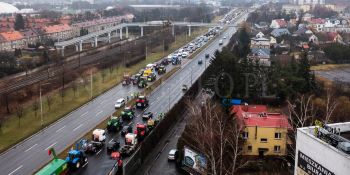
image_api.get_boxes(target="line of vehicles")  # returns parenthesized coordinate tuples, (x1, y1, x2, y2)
(35, 21, 224, 175)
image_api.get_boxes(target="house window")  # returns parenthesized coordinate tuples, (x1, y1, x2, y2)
(275, 133, 282, 139)
(274, 145, 281, 153)
(242, 132, 249, 139)
(247, 146, 252, 152)
(260, 138, 267, 142)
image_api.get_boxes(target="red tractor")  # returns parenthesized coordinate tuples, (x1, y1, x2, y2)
(135, 123, 148, 141)
(135, 96, 149, 109)
(110, 151, 123, 174)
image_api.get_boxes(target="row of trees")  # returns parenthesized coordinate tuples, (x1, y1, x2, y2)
(323, 44, 350, 63)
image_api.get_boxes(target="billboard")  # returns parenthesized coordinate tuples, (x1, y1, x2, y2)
(183, 146, 207, 174)
(297, 151, 335, 175)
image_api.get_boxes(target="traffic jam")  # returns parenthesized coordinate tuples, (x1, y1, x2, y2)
(35, 25, 223, 175)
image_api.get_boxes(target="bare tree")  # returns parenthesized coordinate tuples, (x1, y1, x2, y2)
(15, 104, 24, 127)
(46, 95, 53, 111)
(180, 99, 245, 175)
(323, 89, 338, 124)
(32, 99, 39, 117)
(287, 94, 316, 161)
(72, 81, 78, 97)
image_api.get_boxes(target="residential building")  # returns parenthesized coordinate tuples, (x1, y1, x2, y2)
(42, 24, 78, 41)
(271, 28, 291, 38)
(250, 32, 270, 49)
(0, 31, 24, 50)
(19, 28, 40, 46)
(294, 122, 350, 175)
(231, 105, 291, 156)
(270, 19, 288, 29)
(290, 0, 325, 6)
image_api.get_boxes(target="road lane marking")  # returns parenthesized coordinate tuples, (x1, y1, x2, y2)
(45, 142, 57, 151)
(100, 100, 106, 105)
(24, 144, 37, 152)
(73, 124, 83, 131)
(56, 125, 66, 133)
(8, 165, 23, 175)
(109, 139, 114, 143)
(96, 111, 103, 116)
(80, 111, 88, 118)
(96, 149, 102, 155)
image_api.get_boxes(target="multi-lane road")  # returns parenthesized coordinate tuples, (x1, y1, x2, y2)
(0, 8, 250, 175)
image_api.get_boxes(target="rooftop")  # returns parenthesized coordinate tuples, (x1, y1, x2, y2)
(298, 122, 350, 158)
(231, 105, 291, 128)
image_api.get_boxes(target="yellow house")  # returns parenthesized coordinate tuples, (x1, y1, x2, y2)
(232, 105, 291, 157)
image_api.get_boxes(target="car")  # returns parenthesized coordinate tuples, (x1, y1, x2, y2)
(198, 59, 203, 65)
(121, 125, 133, 136)
(223, 36, 227, 39)
(219, 39, 223, 45)
(205, 53, 210, 58)
(107, 140, 120, 152)
(142, 112, 153, 120)
(182, 52, 189, 58)
(182, 84, 188, 91)
(115, 98, 126, 109)
(168, 149, 178, 161)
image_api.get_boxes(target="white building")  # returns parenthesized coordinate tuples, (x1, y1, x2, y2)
(290, 0, 325, 5)
(295, 122, 350, 175)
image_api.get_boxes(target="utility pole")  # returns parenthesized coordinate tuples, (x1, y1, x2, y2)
(40, 83, 43, 127)
(90, 70, 93, 99)
(191, 66, 193, 85)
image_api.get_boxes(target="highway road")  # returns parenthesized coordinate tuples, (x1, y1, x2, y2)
(0, 8, 249, 175)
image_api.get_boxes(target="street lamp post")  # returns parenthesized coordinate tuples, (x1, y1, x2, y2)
(40, 82, 50, 127)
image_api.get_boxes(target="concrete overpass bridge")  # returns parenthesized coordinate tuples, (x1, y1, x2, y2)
(54, 21, 238, 56)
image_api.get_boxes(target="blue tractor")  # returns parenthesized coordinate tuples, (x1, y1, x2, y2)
(65, 143, 88, 170)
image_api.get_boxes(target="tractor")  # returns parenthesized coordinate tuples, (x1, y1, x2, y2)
(131, 74, 141, 85)
(107, 116, 123, 132)
(157, 65, 166, 75)
(147, 119, 156, 131)
(121, 106, 135, 120)
(65, 144, 88, 170)
(35, 148, 68, 175)
(135, 123, 148, 141)
(147, 73, 156, 82)
(138, 77, 147, 88)
(122, 74, 131, 86)
(79, 139, 103, 154)
(135, 95, 149, 109)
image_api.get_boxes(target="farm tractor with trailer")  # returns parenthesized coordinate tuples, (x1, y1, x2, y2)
(35, 148, 68, 175)
(92, 129, 106, 144)
(79, 139, 103, 154)
(107, 116, 123, 132)
(120, 133, 138, 157)
(135, 95, 149, 109)
(122, 74, 131, 86)
(135, 123, 148, 141)
(121, 106, 135, 120)
(65, 144, 88, 170)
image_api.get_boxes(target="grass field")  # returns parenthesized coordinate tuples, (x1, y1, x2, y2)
(0, 29, 207, 153)
(311, 64, 350, 71)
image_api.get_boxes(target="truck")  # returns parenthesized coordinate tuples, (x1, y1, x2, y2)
(120, 133, 138, 157)
(35, 148, 68, 175)
(219, 39, 223, 45)
(122, 74, 131, 86)
(92, 129, 106, 143)
(135, 95, 149, 109)
(107, 116, 123, 132)
(79, 139, 103, 154)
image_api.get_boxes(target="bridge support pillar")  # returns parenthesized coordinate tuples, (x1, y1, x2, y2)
(61, 46, 65, 57)
(188, 26, 191, 36)
(141, 26, 144, 37)
(126, 27, 129, 38)
(119, 28, 123, 40)
(75, 44, 79, 52)
(108, 32, 111, 43)
(94, 36, 98, 47)
(79, 41, 83, 52)
(172, 25, 175, 36)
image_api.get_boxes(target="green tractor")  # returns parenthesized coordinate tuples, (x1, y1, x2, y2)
(138, 77, 148, 88)
(121, 106, 135, 120)
(107, 116, 123, 132)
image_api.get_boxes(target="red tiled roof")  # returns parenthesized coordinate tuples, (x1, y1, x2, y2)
(309, 18, 326, 24)
(0, 31, 23, 41)
(327, 32, 338, 41)
(43, 24, 71, 34)
(231, 105, 291, 128)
